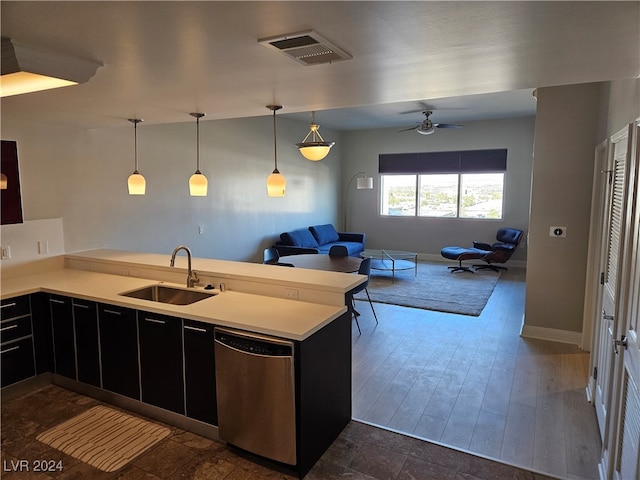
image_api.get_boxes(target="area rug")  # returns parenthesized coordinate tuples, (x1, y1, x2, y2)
(354, 260, 500, 316)
(36, 405, 170, 472)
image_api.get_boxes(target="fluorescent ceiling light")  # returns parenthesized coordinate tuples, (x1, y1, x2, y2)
(1, 37, 102, 97)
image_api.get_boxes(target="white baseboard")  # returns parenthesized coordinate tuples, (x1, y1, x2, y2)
(520, 319, 583, 346)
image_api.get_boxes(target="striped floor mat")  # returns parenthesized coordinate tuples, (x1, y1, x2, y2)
(36, 405, 170, 472)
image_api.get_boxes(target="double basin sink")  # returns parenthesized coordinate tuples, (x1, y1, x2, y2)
(120, 284, 216, 306)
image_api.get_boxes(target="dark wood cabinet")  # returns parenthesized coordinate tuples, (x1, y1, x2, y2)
(49, 295, 76, 380)
(1, 295, 36, 387)
(98, 304, 140, 400)
(30, 293, 54, 374)
(73, 299, 100, 387)
(1, 337, 35, 387)
(183, 319, 217, 425)
(138, 312, 184, 414)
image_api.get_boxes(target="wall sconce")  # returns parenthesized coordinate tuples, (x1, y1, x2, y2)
(1, 37, 102, 97)
(189, 112, 208, 196)
(296, 111, 335, 161)
(266, 105, 286, 197)
(127, 119, 146, 195)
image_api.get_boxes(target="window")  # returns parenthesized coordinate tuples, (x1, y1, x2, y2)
(379, 149, 507, 219)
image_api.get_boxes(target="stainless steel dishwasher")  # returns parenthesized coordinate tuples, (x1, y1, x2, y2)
(214, 327, 296, 465)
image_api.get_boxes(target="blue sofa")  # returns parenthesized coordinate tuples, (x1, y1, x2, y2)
(274, 224, 366, 257)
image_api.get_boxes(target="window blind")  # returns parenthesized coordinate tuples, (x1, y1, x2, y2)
(378, 148, 507, 174)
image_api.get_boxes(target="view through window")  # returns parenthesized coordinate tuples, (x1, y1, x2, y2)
(381, 172, 504, 218)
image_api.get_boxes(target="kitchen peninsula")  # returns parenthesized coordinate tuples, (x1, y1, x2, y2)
(1, 249, 365, 477)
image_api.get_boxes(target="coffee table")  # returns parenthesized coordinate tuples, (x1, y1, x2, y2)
(361, 249, 418, 281)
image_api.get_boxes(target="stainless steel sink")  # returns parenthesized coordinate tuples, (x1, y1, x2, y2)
(119, 284, 216, 305)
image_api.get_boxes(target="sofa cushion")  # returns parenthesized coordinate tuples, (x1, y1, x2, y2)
(280, 228, 319, 248)
(310, 224, 340, 245)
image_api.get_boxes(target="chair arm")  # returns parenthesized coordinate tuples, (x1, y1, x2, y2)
(338, 232, 366, 244)
(472, 241, 492, 251)
(274, 245, 318, 256)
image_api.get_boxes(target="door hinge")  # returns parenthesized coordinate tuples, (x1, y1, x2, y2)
(600, 272, 605, 285)
(593, 366, 597, 380)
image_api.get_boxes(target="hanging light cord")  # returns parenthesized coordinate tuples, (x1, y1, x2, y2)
(272, 108, 279, 173)
(195, 115, 201, 174)
(134, 121, 139, 172)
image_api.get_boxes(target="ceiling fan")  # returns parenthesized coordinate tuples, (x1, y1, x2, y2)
(399, 110, 463, 135)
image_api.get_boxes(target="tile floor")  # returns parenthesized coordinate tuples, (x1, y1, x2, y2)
(1, 383, 557, 479)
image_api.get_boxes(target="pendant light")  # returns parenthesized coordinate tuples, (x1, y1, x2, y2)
(0, 173, 7, 189)
(296, 111, 335, 161)
(127, 119, 146, 195)
(189, 112, 208, 196)
(266, 105, 286, 197)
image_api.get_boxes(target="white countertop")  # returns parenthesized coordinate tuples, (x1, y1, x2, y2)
(1, 250, 365, 341)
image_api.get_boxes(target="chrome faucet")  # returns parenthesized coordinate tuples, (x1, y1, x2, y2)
(170, 245, 199, 288)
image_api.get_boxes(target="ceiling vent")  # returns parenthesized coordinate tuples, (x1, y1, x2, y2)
(258, 30, 352, 66)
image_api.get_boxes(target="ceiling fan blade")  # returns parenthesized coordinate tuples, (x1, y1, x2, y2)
(398, 125, 419, 132)
(434, 123, 463, 129)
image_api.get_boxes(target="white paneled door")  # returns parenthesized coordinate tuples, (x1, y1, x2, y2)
(612, 120, 640, 480)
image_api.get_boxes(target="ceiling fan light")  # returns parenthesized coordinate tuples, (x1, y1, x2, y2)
(127, 172, 146, 195)
(417, 127, 435, 135)
(189, 171, 208, 196)
(267, 169, 286, 197)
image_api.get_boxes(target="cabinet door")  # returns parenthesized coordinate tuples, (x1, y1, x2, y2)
(49, 295, 76, 380)
(73, 299, 101, 387)
(139, 312, 184, 414)
(1, 337, 35, 387)
(183, 320, 217, 425)
(99, 304, 140, 400)
(30, 293, 54, 374)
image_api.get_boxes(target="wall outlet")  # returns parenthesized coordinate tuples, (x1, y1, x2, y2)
(285, 288, 299, 300)
(550, 226, 567, 238)
(1, 246, 11, 259)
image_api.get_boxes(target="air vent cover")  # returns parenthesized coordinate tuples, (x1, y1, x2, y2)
(258, 30, 352, 66)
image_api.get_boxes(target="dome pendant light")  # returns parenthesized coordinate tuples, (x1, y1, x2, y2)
(127, 118, 146, 195)
(1, 173, 8, 189)
(296, 111, 335, 161)
(189, 112, 208, 196)
(266, 105, 286, 197)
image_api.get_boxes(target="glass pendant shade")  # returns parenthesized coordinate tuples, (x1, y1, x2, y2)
(296, 113, 335, 161)
(128, 172, 146, 195)
(267, 169, 286, 197)
(127, 119, 145, 195)
(189, 171, 208, 196)
(0, 173, 7, 189)
(189, 112, 208, 196)
(266, 105, 285, 197)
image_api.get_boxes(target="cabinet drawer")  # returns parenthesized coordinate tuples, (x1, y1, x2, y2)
(1, 337, 35, 387)
(0, 316, 32, 344)
(1, 296, 30, 320)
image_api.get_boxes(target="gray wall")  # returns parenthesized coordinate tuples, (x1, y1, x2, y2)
(340, 116, 536, 261)
(525, 83, 601, 334)
(2, 116, 342, 262)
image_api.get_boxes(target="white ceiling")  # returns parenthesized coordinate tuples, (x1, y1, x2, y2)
(1, 1, 638, 131)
